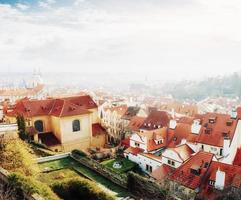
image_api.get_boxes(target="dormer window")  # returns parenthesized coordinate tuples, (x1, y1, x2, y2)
(148, 123, 151, 127)
(226, 120, 233, 126)
(209, 117, 216, 124)
(190, 165, 201, 176)
(205, 128, 212, 134)
(209, 180, 215, 186)
(135, 142, 140, 147)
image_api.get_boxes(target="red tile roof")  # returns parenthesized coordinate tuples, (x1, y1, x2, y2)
(140, 110, 171, 130)
(92, 123, 107, 137)
(121, 138, 130, 148)
(170, 151, 213, 190)
(6, 95, 96, 118)
(151, 164, 175, 182)
(200, 161, 241, 199)
(128, 116, 146, 132)
(233, 148, 241, 166)
(171, 144, 194, 162)
(196, 113, 237, 147)
(125, 146, 144, 155)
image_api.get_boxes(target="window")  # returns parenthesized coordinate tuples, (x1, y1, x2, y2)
(209, 180, 215, 186)
(135, 142, 140, 147)
(168, 160, 175, 166)
(72, 119, 80, 132)
(34, 120, 44, 132)
(146, 164, 152, 172)
(220, 148, 223, 156)
(201, 145, 204, 150)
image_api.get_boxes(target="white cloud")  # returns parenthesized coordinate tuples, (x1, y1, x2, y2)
(15, 3, 30, 11)
(0, 0, 241, 81)
(38, 0, 56, 9)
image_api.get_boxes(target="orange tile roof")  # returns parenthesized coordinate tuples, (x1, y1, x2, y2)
(140, 153, 162, 162)
(170, 151, 214, 190)
(125, 146, 144, 155)
(128, 116, 146, 132)
(171, 144, 194, 162)
(196, 113, 237, 147)
(151, 164, 175, 182)
(200, 161, 241, 200)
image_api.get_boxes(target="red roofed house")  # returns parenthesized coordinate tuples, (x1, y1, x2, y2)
(200, 161, 241, 200)
(5, 95, 106, 152)
(169, 151, 214, 199)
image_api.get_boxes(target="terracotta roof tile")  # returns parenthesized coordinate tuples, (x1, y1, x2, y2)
(140, 110, 171, 130)
(170, 151, 213, 190)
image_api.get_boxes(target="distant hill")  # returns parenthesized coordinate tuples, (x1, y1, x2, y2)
(162, 72, 241, 101)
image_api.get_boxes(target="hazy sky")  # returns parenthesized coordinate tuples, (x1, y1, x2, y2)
(0, 0, 241, 81)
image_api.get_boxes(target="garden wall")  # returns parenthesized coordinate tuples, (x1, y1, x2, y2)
(70, 152, 128, 188)
(127, 171, 167, 200)
(36, 152, 70, 163)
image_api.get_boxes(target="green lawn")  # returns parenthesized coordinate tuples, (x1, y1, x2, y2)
(38, 168, 81, 184)
(101, 158, 136, 174)
(38, 157, 77, 171)
(37, 157, 131, 199)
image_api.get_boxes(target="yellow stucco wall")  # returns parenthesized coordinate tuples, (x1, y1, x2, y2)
(91, 134, 106, 148)
(32, 116, 52, 132)
(89, 108, 99, 124)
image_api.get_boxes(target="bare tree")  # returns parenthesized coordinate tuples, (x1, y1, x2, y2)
(0, 182, 16, 200)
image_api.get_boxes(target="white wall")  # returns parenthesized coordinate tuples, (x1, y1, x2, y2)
(125, 152, 162, 173)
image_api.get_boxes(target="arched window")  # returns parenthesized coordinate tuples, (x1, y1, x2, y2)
(72, 120, 80, 132)
(34, 120, 44, 132)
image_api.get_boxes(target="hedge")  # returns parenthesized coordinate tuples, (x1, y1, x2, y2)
(8, 173, 59, 200)
(51, 177, 115, 200)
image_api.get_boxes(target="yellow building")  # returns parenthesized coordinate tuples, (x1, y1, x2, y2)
(5, 95, 106, 152)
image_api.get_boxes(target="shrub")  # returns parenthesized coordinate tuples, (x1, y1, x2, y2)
(0, 139, 39, 176)
(8, 173, 59, 200)
(51, 177, 115, 200)
(127, 172, 167, 200)
(72, 149, 87, 157)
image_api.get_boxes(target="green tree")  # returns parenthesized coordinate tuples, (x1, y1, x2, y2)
(16, 115, 27, 140)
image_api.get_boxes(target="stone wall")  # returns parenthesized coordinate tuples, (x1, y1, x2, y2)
(127, 171, 167, 200)
(70, 153, 128, 188)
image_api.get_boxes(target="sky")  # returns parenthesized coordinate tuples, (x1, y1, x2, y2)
(0, 0, 241, 81)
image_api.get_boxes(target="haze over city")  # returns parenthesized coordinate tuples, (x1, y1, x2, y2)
(0, 0, 241, 81)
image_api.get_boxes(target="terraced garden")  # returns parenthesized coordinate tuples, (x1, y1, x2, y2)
(37, 157, 131, 199)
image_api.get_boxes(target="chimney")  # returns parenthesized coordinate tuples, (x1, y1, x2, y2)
(215, 168, 225, 190)
(230, 108, 237, 119)
(191, 119, 201, 134)
(169, 119, 177, 130)
(171, 108, 175, 119)
(223, 137, 230, 157)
